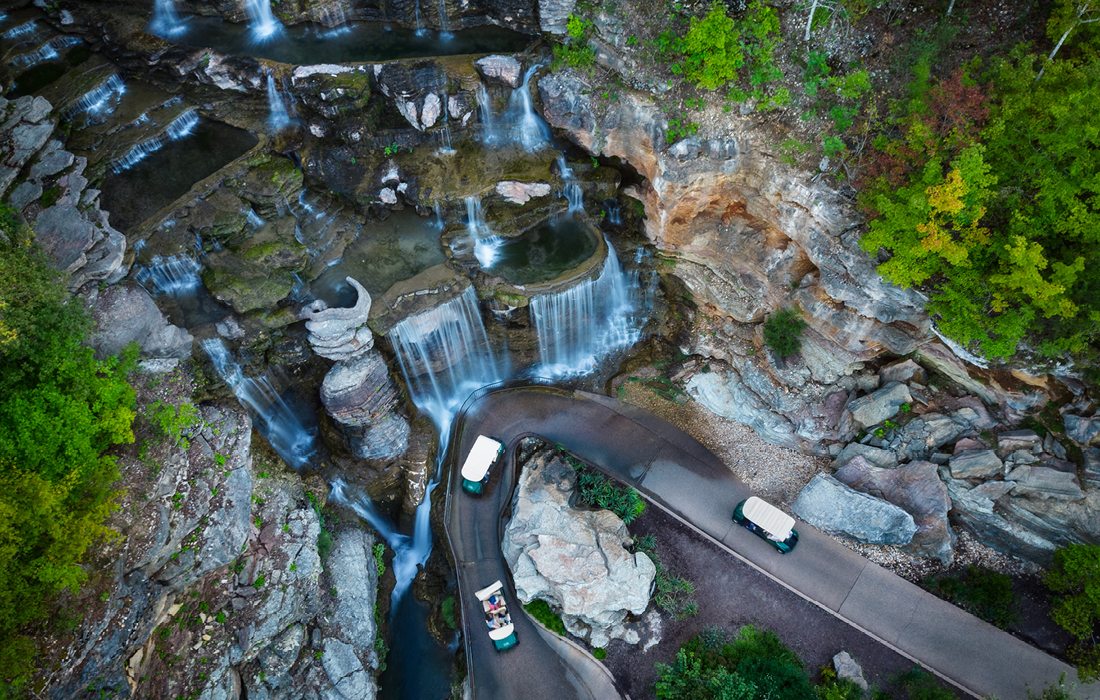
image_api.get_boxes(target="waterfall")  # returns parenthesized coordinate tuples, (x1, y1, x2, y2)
(432, 202, 445, 230)
(508, 64, 550, 151)
(389, 286, 503, 433)
(413, 0, 425, 36)
(530, 240, 648, 377)
(243, 0, 283, 42)
(557, 155, 583, 214)
(201, 339, 317, 469)
(317, 1, 350, 34)
(476, 84, 499, 145)
(3, 20, 38, 40)
(464, 196, 502, 269)
(150, 0, 187, 37)
(246, 208, 265, 228)
(10, 37, 80, 68)
(266, 73, 292, 132)
(437, 0, 452, 38)
(112, 109, 199, 173)
(64, 74, 126, 122)
(604, 199, 623, 225)
(437, 91, 455, 155)
(135, 255, 201, 295)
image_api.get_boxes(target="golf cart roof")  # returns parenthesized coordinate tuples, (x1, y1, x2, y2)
(743, 496, 795, 540)
(461, 435, 503, 482)
(475, 580, 505, 601)
(488, 624, 515, 641)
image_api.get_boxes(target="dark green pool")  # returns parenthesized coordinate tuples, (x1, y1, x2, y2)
(491, 216, 598, 286)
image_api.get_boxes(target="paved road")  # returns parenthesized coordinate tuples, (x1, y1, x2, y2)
(445, 387, 1097, 700)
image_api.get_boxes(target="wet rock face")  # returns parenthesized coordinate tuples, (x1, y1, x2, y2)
(502, 451, 656, 648)
(321, 351, 411, 460)
(0, 96, 127, 290)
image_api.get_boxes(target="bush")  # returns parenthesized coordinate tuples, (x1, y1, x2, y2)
(150, 400, 201, 449)
(1045, 544, 1100, 681)
(0, 212, 137, 691)
(763, 308, 807, 358)
(565, 453, 646, 525)
(924, 565, 1016, 627)
(440, 595, 457, 630)
(524, 599, 567, 636)
(592, 647, 607, 660)
(677, 2, 744, 90)
(552, 13, 596, 71)
(635, 536, 698, 620)
(896, 668, 956, 700)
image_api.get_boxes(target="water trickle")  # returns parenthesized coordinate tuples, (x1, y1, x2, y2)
(557, 155, 583, 214)
(509, 64, 551, 151)
(150, 0, 188, 37)
(10, 36, 80, 69)
(413, 0, 426, 36)
(316, 1, 350, 35)
(437, 91, 455, 155)
(437, 0, 452, 38)
(604, 199, 623, 226)
(135, 255, 201, 296)
(530, 239, 649, 378)
(246, 208, 265, 228)
(243, 0, 283, 42)
(476, 83, 498, 145)
(266, 72, 292, 132)
(463, 196, 502, 269)
(432, 202, 445, 230)
(3, 20, 38, 40)
(112, 109, 199, 173)
(64, 74, 126, 123)
(201, 338, 317, 469)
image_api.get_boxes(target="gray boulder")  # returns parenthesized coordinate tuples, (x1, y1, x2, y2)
(502, 451, 655, 647)
(888, 412, 971, 462)
(475, 55, 523, 88)
(995, 429, 1042, 457)
(793, 474, 918, 545)
(833, 651, 868, 691)
(834, 442, 898, 469)
(320, 352, 409, 460)
(835, 458, 955, 563)
(948, 449, 1004, 480)
(879, 358, 925, 385)
(1006, 466, 1084, 500)
(87, 283, 192, 360)
(848, 381, 912, 429)
(300, 277, 374, 361)
(947, 480, 1058, 565)
(1065, 414, 1100, 446)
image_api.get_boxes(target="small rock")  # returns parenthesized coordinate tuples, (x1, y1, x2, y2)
(848, 381, 912, 430)
(953, 437, 987, 453)
(833, 651, 868, 691)
(879, 359, 925, 385)
(996, 429, 1042, 457)
(834, 443, 898, 469)
(948, 450, 1004, 480)
(495, 180, 552, 205)
(1064, 415, 1100, 446)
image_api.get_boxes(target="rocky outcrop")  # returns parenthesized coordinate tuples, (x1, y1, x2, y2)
(475, 55, 522, 88)
(538, 0, 577, 33)
(793, 474, 918, 545)
(321, 351, 410, 460)
(848, 381, 912, 430)
(302, 277, 375, 362)
(85, 283, 193, 363)
(502, 451, 655, 647)
(1, 96, 126, 289)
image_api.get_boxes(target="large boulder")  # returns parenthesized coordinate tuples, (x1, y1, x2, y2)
(502, 451, 655, 647)
(475, 55, 523, 88)
(835, 458, 955, 563)
(792, 474, 917, 545)
(887, 412, 973, 462)
(946, 480, 1058, 565)
(1005, 466, 1084, 501)
(301, 276, 374, 361)
(834, 442, 898, 469)
(948, 449, 1004, 480)
(320, 351, 410, 460)
(847, 381, 912, 429)
(87, 283, 193, 361)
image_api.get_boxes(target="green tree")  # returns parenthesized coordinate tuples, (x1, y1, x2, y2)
(1045, 544, 1100, 681)
(0, 207, 136, 691)
(763, 308, 808, 358)
(677, 2, 744, 90)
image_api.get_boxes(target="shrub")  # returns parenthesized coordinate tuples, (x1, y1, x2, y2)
(924, 565, 1016, 628)
(317, 528, 333, 560)
(677, 2, 743, 90)
(553, 13, 596, 71)
(635, 536, 698, 620)
(566, 454, 646, 525)
(0, 214, 137, 691)
(763, 308, 807, 358)
(1046, 544, 1100, 681)
(524, 599, 567, 636)
(372, 542, 386, 577)
(440, 595, 457, 630)
(896, 668, 956, 699)
(592, 647, 607, 660)
(150, 400, 201, 449)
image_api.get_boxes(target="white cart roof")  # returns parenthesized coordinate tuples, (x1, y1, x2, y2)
(743, 496, 795, 540)
(461, 435, 503, 482)
(475, 580, 505, 601)
(489, 624, 515, 640)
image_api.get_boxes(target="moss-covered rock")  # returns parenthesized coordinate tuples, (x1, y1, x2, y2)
(202, 217, 308, 313)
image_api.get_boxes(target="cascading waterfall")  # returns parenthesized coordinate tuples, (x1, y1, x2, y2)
(63, 74, 126, 122)
(316, 1, 350, 35)
(557, 155, 583, 214)
(508, 64, 551, 151)
(437, 91, 455, 155)
(150, 0, 187, 37)
(464, 196, 502, 268)
(243, 0, 283, 42)
(266, 73, 292, 132)
(530, 239, 648, 377)
(246, 208, 265, 228)
(476, 84, 499, 145)
(201, 338, 317, 469)
(112, 109, 199, 173)
(10, 36, 80, 68)
(135, 255, 201, 295)
(437, 0, 452, 37)
(413, 0, 425, 36)
(604, 199, 623, 225)
(3, 20, 38, 40)
(432, 202, 445, 230)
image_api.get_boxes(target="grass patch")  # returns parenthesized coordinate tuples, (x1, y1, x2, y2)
(635, 534, 698, 620)
(592, 647, 607, 660)
(923, 565, 1016, 628)
(441, 595, 457, 630)
(524, 599, 567, 636)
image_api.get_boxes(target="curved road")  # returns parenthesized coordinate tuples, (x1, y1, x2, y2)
(445, 386, 1096, 700)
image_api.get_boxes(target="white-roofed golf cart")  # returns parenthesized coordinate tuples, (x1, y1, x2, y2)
(733, 496, 799, 553)
(460, 435, 504, 495)
(474, 580, 518, 651)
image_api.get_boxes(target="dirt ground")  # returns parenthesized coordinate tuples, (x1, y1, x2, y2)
(602, 506, 957, 699)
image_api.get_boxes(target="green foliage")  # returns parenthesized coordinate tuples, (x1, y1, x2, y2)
(763, 308, 807, 358)
(553, 13, 597, 71)
(676, 2, 743, 90)
(654, 626, 813, 700)
(1046, 544, 1100, 680)
(666, 117, 699, 143)
(150, 400, 200, 450)
(635, 535, 697, 620)
(592, 647, 607, 660)
(896, 668, 956, 700)
(524, 599, 567, 636)
(440, 595, 457, 630)
(566, 454, 646, 524)
(372, 542, 386, 577)
(317, 528, 333, 560)
(924, 565, 1016, 627)
(1028, 679, 1080, 700)
(0, 221, 137, 691)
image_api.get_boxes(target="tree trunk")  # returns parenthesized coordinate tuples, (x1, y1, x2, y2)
(946, 0, 956, 15)
(1038, 2, 1092, 81)
(805, 0, 820, 41)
